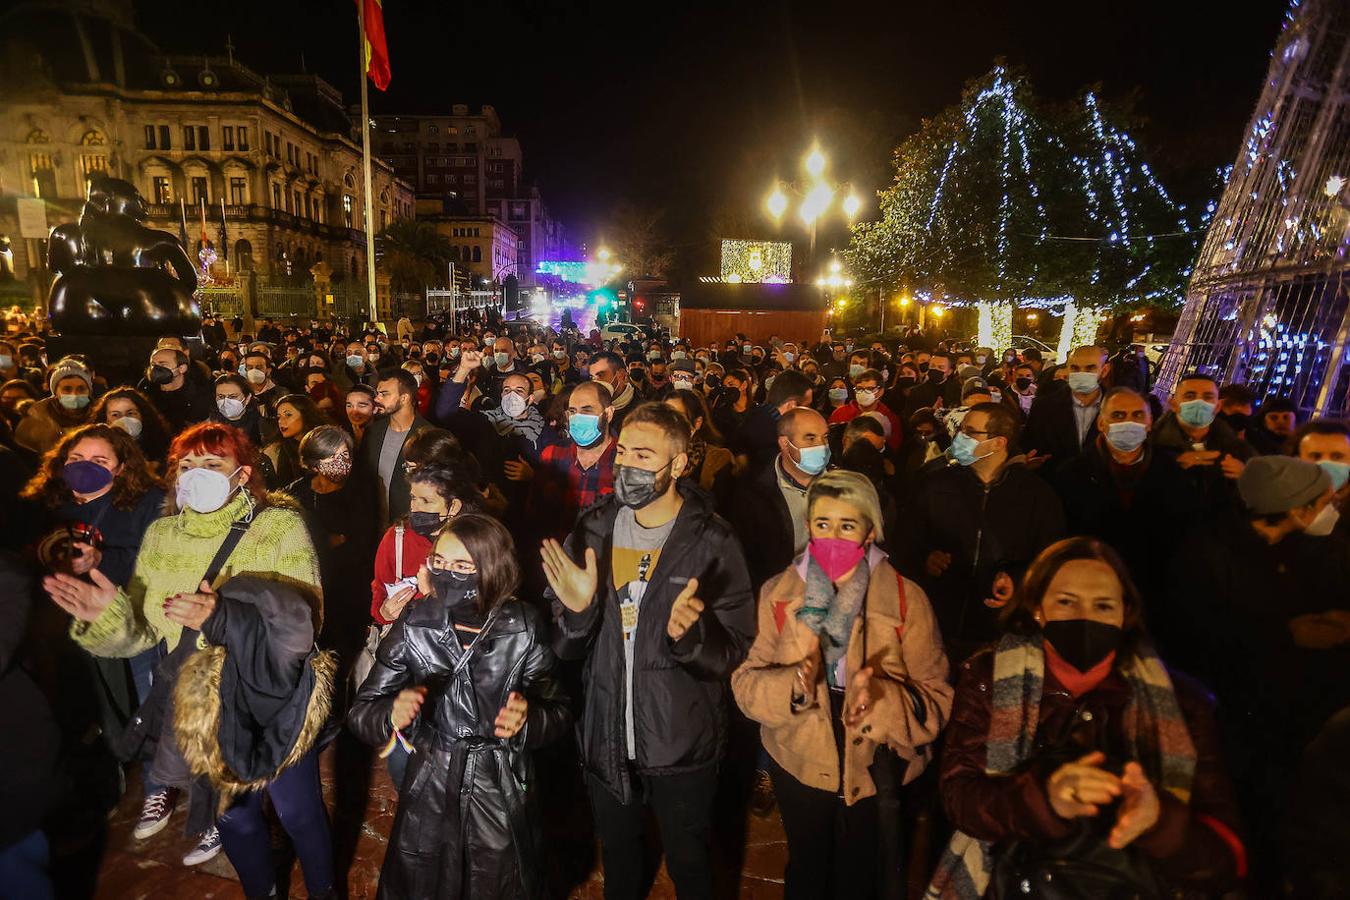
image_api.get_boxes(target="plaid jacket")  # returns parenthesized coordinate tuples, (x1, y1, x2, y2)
(533, 439, 617, 540)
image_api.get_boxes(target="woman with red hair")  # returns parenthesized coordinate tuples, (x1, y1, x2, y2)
(42, 422, 336, 896)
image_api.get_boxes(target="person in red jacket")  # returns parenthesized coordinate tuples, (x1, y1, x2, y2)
(828, 368, 903, 451)
(928, 536, 1245, 899)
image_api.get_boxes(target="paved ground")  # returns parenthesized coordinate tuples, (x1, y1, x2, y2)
(85, 736, 792, 899)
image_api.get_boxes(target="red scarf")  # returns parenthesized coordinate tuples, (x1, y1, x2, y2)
(1044, 642, 1116, 697)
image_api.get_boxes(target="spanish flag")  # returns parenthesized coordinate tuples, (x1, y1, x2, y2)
(357, 0, 391, 91)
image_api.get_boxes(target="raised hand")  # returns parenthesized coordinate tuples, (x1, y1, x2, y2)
(44, 568, 117, 622)
(163, 579, 218, 631)
(493, 691, 529, 739)
(540, 539, 598, 612)
(666, 578, 704, 640)
(1108, 761, 1161, 848)
(455, 350, 483, 381)
(380, 584, 417, 623)
(1045, 750, 1122, 820)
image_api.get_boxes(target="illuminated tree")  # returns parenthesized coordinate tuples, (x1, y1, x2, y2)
(847, 66, 1196, 350)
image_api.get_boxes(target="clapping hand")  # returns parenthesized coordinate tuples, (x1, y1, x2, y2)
(44, 568, 117, 622)
(666, 578, 704, 640)
(1046, 750, 1123, 820)
(493, 691, 529, 739)
(163, 580, 218, 631)
(540, 539, 598, 612)
(1108, 762, 1161, 848)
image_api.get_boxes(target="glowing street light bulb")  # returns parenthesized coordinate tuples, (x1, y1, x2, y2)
(931, 304, 945, 318)
(597, 247, 611, 260)
(1324, 174, 1346, 198)
(805, 147, 827, 178)
(842, 193, 862, 218)
(815, 278, 826, 288)
(898, 294, 911, 307)
(829, 259, 842, 274)
(766, 188, 789, 219)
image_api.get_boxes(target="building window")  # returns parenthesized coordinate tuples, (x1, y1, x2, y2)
(272, 183, 282, 209)
(427, 173, 438, 184)
(237, 127, 249, 150)
(145, 125, 156, 149)
(222, 125, 234, 150)
(264, 132, 273, 155)
(472, 246, 482, 263)
(343, 194, 354, 228)
(293, 190, 301, 214)
(159, 125, 171, 150)
(152, 176, 172, 204)
(465, 174, 477, 184)
(379, 209, 387, 230)
(229, 177, 247, 205)
(465, 143, 477, 152)
(191, 176, 208, 204)
(184, 126, 196, 151)
(286, 143, 294, 164)
(428, 125, 439, 135)
(235, 239, 253, 271)
(304, 195, 312, 219)
(198, 126, 210, 151)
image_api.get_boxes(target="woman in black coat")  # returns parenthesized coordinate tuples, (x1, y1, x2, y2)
(349, 514, 571, 899)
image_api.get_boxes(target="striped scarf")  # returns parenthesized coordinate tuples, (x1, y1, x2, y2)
(483, 404, 545, 449)
(925, 632, 1197, 900)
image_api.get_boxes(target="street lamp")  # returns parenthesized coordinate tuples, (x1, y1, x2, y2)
(805, 147, 827, 178)
(766, 188, 789, 219)
(764, 144, 864, 261)
(842, 193, 862, 219)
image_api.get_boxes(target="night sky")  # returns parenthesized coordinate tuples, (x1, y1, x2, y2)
(135, 0, 1288, 269)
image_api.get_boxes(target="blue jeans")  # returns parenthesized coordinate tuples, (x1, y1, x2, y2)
(129, 644, 167, 798)
(217, 749, 333, 897)
(0, 830, 53, 900)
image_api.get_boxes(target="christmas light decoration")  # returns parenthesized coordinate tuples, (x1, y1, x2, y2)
(977, 300, 1014, 351)
(720, 239, 792, 284)
(847, 66, 1194, 323)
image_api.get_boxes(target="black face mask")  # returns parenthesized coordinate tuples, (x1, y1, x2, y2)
(917, 362, 929, 373)
(1042, 619, 1123, 673)
(148, 364, 175, 385)
(409, 510, 448, 537)
(1015, 377, 1034, 391)
(613, 461, 673, 509)
(896, 376, 917, 389)
(431, 570, 479, 611)
(1218, 411, 1249, 432)
(929, 370, 947, 384)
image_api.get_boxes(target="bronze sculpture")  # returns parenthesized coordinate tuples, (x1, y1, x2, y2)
(48, 175, 201, 336)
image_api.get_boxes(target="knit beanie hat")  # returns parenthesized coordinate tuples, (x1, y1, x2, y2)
(1238, 455, 1330, 514)
(48, 359, 92, 396)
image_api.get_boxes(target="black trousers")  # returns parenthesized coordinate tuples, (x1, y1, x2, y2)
(768, 753, 888, 900)
(587, 766, 718, 900)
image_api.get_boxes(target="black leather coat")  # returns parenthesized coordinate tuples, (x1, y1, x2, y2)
(349, 595, 571, 900)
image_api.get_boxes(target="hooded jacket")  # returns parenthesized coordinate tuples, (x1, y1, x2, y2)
(349, 596, 571, 899)
(551, 483, 755, 803)
(172, 575, 335, 813)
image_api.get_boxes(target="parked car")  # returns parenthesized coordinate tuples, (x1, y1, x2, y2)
(600, 321, 647, 343)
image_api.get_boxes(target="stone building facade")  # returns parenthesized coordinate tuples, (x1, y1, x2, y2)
(0, 0, 414, 303)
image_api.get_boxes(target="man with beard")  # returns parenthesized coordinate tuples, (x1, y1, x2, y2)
(542, 401, 753, 900)
(362, 370, 431, 528)
(533, 380, 619, 542)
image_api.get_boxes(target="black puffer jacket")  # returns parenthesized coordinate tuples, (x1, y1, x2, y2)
(349, 594, 570, 899)
(552, 484, 755, 804)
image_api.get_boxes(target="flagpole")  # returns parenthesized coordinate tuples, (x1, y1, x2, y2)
(357, 1, 379, 326)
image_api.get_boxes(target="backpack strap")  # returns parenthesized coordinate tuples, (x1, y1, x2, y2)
(895, 569, 908, 638)
(394, 524, 405, 578)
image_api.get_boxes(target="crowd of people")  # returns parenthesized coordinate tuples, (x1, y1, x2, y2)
(0, 312, 1347, 899)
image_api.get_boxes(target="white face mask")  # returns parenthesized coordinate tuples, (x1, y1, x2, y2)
(176, 466, 242, 514)
(113, 416, 143, 439)
(245, 368, 267, 385)
(217, 396, 247, 420)
(500, 392, 528, 418)
(1305, 503, 1341, 536)
(855, 389, 878, 407)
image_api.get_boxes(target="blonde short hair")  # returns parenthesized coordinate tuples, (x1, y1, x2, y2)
(806, 469, 885, 541)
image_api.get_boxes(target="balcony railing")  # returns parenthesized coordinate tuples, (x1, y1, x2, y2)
(143, 203, 362, 240)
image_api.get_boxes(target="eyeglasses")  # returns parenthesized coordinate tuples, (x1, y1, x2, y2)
(426, 554, 477, 575)
(959, 427, 991, 438)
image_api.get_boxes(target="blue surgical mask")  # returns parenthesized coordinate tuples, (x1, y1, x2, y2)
(1318, 460, 1350, 492)
(568, 412, 605, 448)
(58, 394, 90, 410)
(494, 352, 511, 369)
(828, 387, 848, 404)
(791, 441, 831, 476)
(783, 351, 797, 364)
(1177, 399, 1217, 429)
(950, 431, 989, 467)
(1104, 421, 1149, 454)
(849, 364, 865, 379)
(1067, 371, 1100, 395)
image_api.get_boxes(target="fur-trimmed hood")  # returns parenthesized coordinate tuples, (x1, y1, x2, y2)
(174, 645, 335, 812)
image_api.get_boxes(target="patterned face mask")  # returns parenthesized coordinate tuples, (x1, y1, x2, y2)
(316, 449, 352, 481)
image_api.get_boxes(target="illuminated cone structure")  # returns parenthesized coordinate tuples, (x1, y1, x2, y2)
(1159, 0, 1350, 413)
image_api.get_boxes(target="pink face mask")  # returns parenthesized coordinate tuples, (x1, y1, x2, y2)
(809, 537, 867, 581)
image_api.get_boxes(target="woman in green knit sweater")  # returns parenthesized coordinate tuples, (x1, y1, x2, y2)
(44, 422, 336, 897)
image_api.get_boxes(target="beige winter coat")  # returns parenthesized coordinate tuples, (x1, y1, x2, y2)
(731, 547, 953, 805)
